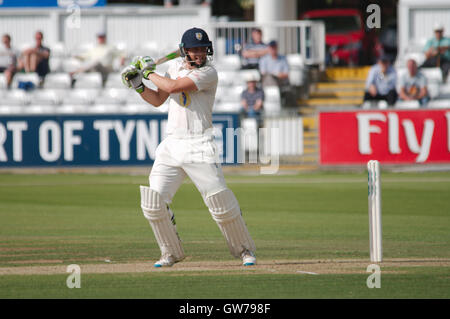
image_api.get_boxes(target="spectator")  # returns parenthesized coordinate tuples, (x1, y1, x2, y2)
(363, 54, 397, 106)
(398, 58, 429, 106)
(241, 77, 264, 121)
(241, 28, 269, 69)
(164, 0, 211, 7)
(69, 32, 125, 85)
(422, 23, 450, 82)
(0, 34, 18, 89)
(17, 31, 50, 81)
(259, 40, 289, 88)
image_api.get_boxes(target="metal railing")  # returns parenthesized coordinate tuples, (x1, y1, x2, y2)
(205, 20, 326, 69)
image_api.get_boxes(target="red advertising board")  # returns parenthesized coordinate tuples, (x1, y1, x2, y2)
(319, 109, 450, 164)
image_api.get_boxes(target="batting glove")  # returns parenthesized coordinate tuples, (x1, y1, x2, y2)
(137, 56, 156, 79)
(121, 64, 144, 93)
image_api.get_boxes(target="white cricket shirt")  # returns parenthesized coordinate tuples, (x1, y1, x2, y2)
(166, 59, 218, 137)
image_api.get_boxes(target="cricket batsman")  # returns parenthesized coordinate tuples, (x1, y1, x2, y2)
(121, 27, 256, 267)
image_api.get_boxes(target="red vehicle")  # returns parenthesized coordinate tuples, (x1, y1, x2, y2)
(301, 8, 378, 66)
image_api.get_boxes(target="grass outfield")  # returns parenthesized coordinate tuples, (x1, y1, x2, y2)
(0, 171, 449, 298)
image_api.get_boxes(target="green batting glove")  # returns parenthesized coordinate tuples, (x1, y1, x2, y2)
(121, 64, 144, 93)
(138, 56, 156, 79)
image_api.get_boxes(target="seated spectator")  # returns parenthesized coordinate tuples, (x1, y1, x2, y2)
(421, 23, 450, 82)
(241, 77, 264, 121)
(259, 40, 290, 88)
(17, 31, 50, 81)
(398, 58, 429, 106)
(363, 54, 397, 107)
(0, 34, 18, 89)
(70, 32, 125, 85)
(241, 28, 269, 69)
(164, 0, 211, 6)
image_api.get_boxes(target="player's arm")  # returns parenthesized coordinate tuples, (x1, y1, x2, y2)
(147, 73, 198, 94)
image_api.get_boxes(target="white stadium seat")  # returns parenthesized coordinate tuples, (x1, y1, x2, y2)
(32, 89, 66, 105)
(88, 104, 121, 114)
(73, 72, 103, 89)
(56, 104, 89, 114)
(133, 41, 159, 57)
(240, 69, 260, 82)
(62, 58, 82, 73)
(105, 72, 123, 88)
(422, 68, 443, 83)
(49, 57, 63, 72)
(214, 102, 242, 113)
(218, 70, 238, 86)
(263, 102, 281, 115)
(49, 42, 67, 57)
(95, 88, 129, 105)
(1, 90, 31, 106)
(0, 74, 7, 90)
(287, 54, 305, 69)
(0, 105, 24, 114)
(215, 54, 241, 70)
(427, 82, 440, 99)
(12, 73, 40, 89)
(394, 100, 420, 109)
(264, 86, 281, 103)
(438, 84, 450, 99)
(62, 89, 99, 105)
(427, 99, 450, 108)
(289, 69, 305, 86)
(43, 73, 72, 89)
(25, 104, 56, 114)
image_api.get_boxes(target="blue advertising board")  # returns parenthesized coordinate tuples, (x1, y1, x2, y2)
(0, 113, 240, 167)
(0, 0, 106, 8)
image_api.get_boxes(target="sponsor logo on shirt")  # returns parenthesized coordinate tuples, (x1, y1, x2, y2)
(179, 91, 191, 107)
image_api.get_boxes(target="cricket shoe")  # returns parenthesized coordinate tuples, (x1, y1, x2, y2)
(241, 250, 256, 266)
(154, 254, 181, 268)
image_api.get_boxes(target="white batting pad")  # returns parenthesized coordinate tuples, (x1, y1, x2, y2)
(205, 189, 256, 258)
(140, 186, 185, 261)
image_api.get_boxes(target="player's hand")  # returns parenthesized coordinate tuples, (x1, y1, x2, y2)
(138, 56, 156, 79)
(121, 64, 144, 93)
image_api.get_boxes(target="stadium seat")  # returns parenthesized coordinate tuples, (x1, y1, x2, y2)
(49, 42, 67, 58)
(438, 84, 450, 99)
(218, 70, 238, 86)
(62, 58, 82, 73)
(56, 104, 89, 114)
(72, 42, 95, 57)
(289, 68, 305, 86)
(394, 100, 420, 109)
(422, 68, 443, 83)
(94, 88, 128, 105)
(62, 88, 99, 105)
(215, 54, 241, 70)
(133, 41, 159, 57)
(264, 86, 281, 103)
(0, 105, 24, 114)
(105, 72, 123, 88)
(12, 73, 40, 89)
(240, 69, 260, 82)
(427, 82, 440, 99)
(0, 74, 7, 90)
(32, 89, 66, 105)
(49, 57, 63, 73)
(73, 72, 103, 89)
(427, 99, 450, 108)
(1, 90, 31, 106)
(43, 73, 72, 89)
(218, 86, 244, 103)
(122, 103, 151, 114)
(287, 54, 305, 69)
(25, 104, 56, 114)
(263, 102, 281, 115)
(88, 104, 121, 114)
(214, 102, 241, 113)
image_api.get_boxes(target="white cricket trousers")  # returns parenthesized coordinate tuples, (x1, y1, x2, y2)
(149, 134, 227, 204)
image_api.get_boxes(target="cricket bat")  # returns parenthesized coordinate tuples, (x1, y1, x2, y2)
(125, 49, 181, 81)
